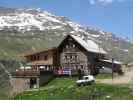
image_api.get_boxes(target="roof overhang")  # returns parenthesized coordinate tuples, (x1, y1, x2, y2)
(22, 47, 57, 57)
(99, 59, 122, 65)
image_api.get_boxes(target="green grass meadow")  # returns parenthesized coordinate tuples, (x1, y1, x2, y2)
(5, 78, 133, 100)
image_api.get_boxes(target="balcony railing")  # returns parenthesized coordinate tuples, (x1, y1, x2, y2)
(12, 70, 40, 77)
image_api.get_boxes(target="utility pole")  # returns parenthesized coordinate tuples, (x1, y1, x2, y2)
(118, 37, 121, 62)
(112, 58, 114, 80)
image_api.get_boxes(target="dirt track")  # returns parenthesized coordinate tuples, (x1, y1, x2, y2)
(97, 67, 133, 85)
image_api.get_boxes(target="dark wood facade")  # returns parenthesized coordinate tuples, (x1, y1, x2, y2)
(58, 35, 105, 74)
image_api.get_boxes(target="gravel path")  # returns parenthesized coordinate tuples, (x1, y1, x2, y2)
(97, 67, 133, 85)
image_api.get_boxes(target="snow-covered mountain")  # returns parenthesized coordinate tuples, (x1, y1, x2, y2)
(0, 8, 87, 33)
(0, 7, 133, 63)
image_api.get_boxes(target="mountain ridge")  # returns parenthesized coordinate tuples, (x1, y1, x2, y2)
(0, 7, 132, 63)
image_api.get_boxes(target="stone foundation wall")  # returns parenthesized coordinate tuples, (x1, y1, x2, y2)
(11, 78, 30, 95)
(11, 71, 54, 95)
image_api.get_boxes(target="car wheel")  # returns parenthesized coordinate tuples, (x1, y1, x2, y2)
(92, 80, 95, 83)
(83, 83, 86, 86)
(87, 82, 91, 85)
(86, 82, 89, 85)
(77, 84, 81, 87)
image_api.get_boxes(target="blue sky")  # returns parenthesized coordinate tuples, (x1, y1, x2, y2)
(0, 0, 133, 38)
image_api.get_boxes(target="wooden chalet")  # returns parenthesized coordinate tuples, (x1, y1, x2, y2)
(58, 34, 107, 75)
(24, 47, 58, 71)
(11, 34, 122, 93)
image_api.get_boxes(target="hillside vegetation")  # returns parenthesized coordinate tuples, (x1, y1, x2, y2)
(5, 78, 133, 100)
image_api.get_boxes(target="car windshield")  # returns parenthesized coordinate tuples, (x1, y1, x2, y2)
(84, 77, 89, 80)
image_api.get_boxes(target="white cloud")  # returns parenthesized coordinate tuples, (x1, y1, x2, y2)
(88, 0, 125, 5)
(98, 0, 113, 4)
(89, 0, 96, 5)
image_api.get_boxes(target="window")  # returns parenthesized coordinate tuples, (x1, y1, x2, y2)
(67, 56, 70, 59)
(37, 55, 40, 60)
(33, 56, 36, 61)
(44, 55, 48, 60)
(70, 55, 72, 59)
(84, 77, 89, 80)
(68, 38, 73, 41)
(73, 44, 75, 48)
(66, 45, 69, 48)
(65, 55, 67, 59)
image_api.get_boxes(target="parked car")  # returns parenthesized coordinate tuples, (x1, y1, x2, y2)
(76, 75, 95, 86)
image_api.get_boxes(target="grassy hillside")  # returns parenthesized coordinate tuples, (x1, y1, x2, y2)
(0, 61, 20, 99)
(0, 31, 63, 60)
(5, 78, 133, 100)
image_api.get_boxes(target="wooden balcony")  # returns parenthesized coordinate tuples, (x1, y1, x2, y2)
(12, 69, 54, 78)
(12, 70, 40, 77)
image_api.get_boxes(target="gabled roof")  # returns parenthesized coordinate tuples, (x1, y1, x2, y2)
(22, 34, 107, 57)
(69, 34, 107, 54)
(100, 59, 122, 65)
(23, 47, 57, 57)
